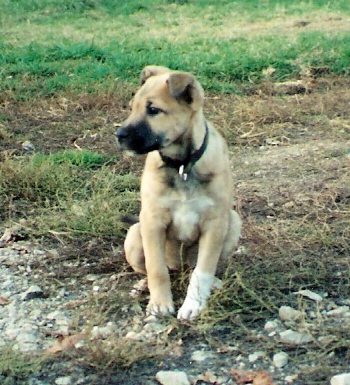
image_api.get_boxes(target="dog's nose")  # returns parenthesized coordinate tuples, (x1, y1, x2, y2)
(116, 127, 129, 140)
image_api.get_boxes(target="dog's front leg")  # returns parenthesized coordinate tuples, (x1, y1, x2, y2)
(140, 212, 175, 315)
(177, 221, 226, 320)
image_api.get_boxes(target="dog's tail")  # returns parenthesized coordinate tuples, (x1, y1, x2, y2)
(119, 214, 138, 225)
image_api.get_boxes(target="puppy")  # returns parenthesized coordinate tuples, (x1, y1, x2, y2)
(116, 66, 241, 319)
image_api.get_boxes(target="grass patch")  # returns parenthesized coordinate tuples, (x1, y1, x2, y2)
(32, 150, 114, 168)
(0, 153, 139, 241)
(1, 0, 350, 97)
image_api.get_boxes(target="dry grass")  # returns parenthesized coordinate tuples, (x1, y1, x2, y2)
(1, 75, 350, 383)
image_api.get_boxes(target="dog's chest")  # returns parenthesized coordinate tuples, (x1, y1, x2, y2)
(161, 180, 214, 242)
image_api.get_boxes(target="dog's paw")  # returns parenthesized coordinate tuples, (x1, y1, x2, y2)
(177, 297, 204, 320)
(146, 298, 175, 316)
(177, 269, 214, 320)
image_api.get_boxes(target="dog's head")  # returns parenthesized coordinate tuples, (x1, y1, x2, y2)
(116, 66, 204, 155)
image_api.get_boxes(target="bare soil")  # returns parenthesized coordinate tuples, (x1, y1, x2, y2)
(0, 76, 350, 384)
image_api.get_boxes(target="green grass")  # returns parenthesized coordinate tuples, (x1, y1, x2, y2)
(0, 1, 350, 382)
(0, 152, 139, 239)
(0, 0, 350, 97)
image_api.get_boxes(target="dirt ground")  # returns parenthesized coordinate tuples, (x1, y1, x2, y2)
(0, 76, 350, 384)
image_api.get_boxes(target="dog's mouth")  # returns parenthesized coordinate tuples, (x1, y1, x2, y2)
(116, 121, 164, 155)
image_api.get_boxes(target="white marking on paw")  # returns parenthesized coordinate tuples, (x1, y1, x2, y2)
(177, 269, 214, 320)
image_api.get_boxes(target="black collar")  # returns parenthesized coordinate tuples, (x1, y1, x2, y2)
(159, 122, 209, 180)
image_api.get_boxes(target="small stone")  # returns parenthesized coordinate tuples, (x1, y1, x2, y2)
(22, 141, 35, 151)
(190, 350, 214, 362)
(143, 322, 166, 334)
(20, 285, 44, 301)
(125, 331, 143, 341)
(327, 306, 350, 317)
(156, 371, 190, 385)
(144, 315, 158, 323)
(14, 332, 38, 352)
(273, 351, 289, 368)
(264, 319, 281, 331)
(279, 306, 302, 322)
(295, 290, 323, 302)
(91, 322, 116, 339)
(285, 374, 298, 383)
(280, 329, 312, 345)
(248, 351, 265, 363)
(55, 377, 72, 385)
(331, 373, 350, 385)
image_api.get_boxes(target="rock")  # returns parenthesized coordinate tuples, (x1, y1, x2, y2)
(144, 315, 158, 323)
(156, 370, 190, 385)
(91, 322, 117, 339)
(327, 306, 350, 317)
(331, 373, 350, 385)
(295, 290, 323, 302)
(20, 285, 44, 301)
(22, 141, 35, 151)
(125, 331, 143, 341)
(280, 329, 312, 345)
(190, 350, 215, 362)
(55, 377, 72, 385)
(273, 81, 307, 95)
(248, 351, 266, 363)
(143, 322, 166, 334)
(279, 306, 302, 322)
(15, 331, 39, 352)
(285, 374, 298, 383)
(264, 319, 282, 332)
(273, 351, 289, 368)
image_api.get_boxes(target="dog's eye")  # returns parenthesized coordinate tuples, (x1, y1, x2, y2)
(146, 105, 162, 116)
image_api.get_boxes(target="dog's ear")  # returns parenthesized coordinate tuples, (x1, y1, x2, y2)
(167, 72, 204, 110)
(140, 65, 171, 85)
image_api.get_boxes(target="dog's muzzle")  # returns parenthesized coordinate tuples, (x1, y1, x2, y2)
(116, 121, 164, 155)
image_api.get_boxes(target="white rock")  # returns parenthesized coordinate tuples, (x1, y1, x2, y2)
(55, 377, 72, 385)
(125, 331, 143, 341)
(144, 315, 158, 323)
(156, 371, 190, 385)
(280, 329, 312, 345)
(295, 290, 323, 302)
(331, 373, 350, 385)
(285, 374, 298, 383)
(14, 332, 38, 352)
(264, 319, 281, 331)
(273, 351, 289, 368)
(279, 306, 302, 322)
(143, 322, 166, 334)
(190, 350, 215, 362)
(327, 306, 350, 317)
(91, 322, 117, 339)
(20, 285, 44, 301)
(248, 351, 265, 363)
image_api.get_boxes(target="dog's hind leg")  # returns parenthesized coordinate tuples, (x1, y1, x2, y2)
(124, 223, 146, 275)
(220, 211, 242, 259)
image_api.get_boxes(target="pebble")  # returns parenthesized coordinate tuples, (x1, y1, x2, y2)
(273, 351, 289, 368)
(20, 285, 44, 301)
(279, 306, 302, 322)
(190, 350, 215, 362)
(295, 289, 323, 302)
(248, 351, 266, 363)
(331, 373, 350, 385)
(264, 319, 282, 332)
(327, 306, 350, 317)
(280, 329, 312, 345)
(155, 371, 190, 385)
(55, 377, 72, 385)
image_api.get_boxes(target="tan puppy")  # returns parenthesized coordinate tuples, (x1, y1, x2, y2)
(116, 66, 241, 319)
